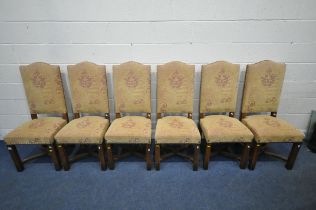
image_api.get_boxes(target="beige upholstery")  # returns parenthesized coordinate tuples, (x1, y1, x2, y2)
(68, 62, 109, 113)
(155, 116, 201, 144)
(241, 60, 285, 113)
(55, 116, 109, 144)
(200, 61, 240, 113)
(200, 115, 253, 143)
(4, 117, 66, 145)
(157, 61, 195, 113)
(20, 62, 67, 114)
(104, 116, 151, 144)
(242, 116, 304, 143)
(113, 61, 151, 113)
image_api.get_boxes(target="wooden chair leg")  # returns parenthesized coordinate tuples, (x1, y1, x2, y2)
(57, 144, 70, 171)
(146, 144, 152, 170)
(107, 144, 114, 170)
(249, 143, 261, 170)
(240, 143, 250, 169)
(203, 143, 211, 170)
(193, 144, 199, 171)
(285, 143, 302, 170)
(48, 144, 61, 171)
(155, 144, 160, 170)
(7, 145, 24, 172)
(98, 142, 107, 171)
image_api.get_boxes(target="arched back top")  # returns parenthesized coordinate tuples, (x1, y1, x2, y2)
(113, 61, 151, 113)
(241, 60, 286, 113)
(157, 61, 195, 113)
(68, 61, 109, 113)
(20, 62, 67, 114)
(200, 61, 240, 113)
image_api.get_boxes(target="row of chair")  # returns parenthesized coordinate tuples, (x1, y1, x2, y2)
(4, 60, 304, 172)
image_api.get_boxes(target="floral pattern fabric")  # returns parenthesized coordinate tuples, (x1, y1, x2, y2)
(4, 117, 66, 145)
(241, 60, 286, 113)
(68, 62, 109, 113)
(104, 116, 152, 144)
(55, 116, 109, 144)
(20, 62, 67, 114)
(200, 61, 240, 113)
(157, 61, 195, 113)
(242, 115, 304, 143)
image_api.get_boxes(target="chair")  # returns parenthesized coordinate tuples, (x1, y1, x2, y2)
(199, 61, 254, 169)
(4, 62, 69, 171)
(155, 61, 201, 171)
(104, 61, 152, 170)
(240, 60, 305, 170)
(55, 62, 110, 170)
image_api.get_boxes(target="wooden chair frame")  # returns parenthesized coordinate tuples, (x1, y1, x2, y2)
(57, 113, 109, 171)
(154, 112, 200, 171)
(240, 112, 302, 170)
(7, 113, 69, 172)
(200, 112, 251, 170)
(106, 112, 152, 170)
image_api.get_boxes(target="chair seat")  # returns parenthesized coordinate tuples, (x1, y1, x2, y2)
(104, 116, 151, 144)
(155, 116, 201, 144)
(242, 115, 304, 143)
(4, 117, 67, 145)
(200, 115, 253, 143)
(55, 116, 109, 144)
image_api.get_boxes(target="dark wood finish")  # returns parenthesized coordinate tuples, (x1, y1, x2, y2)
(240, 143, 250, 169)
(73, 113, 80, 119)
(155, 144, 160, 170)
(240, 113, 247, 120)
(263, 150, 287, 161)
(146, 113, 151, 119)
(188, 113, 192, 119)
(48, 144, 61, 171)
(199, 113, 205, 119)
(115, 113, 121, 119)
(193, 144, 199, 171)
(285, 143, 301, 170)
(271, 112, 277, 117)
(105, 113, 110, 120)
(31, 114, 38, 120)
(229, 112, 235, 117)
(157, 113, 162, 119)
(57, 144, 70, 170)
(203, 143, 211, 170)
(7, 145, 24, 172)
(249, 143, 261, 170)
(107, 144, 114, 170)
(22, 151, 47, 163)
(98, 142, 106, 171)
(62, 113, 69, 122)
(146, 144, 152, 170)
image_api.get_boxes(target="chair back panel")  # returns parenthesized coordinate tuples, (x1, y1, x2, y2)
(157, 61, 195, 113)
(241, 60, 285, 113)
(113, 61, 151, 113)
(20, 62, 67, 114)
(200, 61, 240, 113)
(68, 61, 109, 113)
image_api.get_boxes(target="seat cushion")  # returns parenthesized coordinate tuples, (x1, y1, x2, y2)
(4, 117, 66, 145)
(200, 115, 253, 143)
(55, 116, 109, 144)
(242, 115, 304, 143)
(104, 116, 151, 144)
(155, 116, 201, 144)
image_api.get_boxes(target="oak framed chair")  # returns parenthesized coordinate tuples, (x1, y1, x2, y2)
(4, 62, 69, 171)
(240, 60, 305, 170)
(199, 61, 254, 170)
(154, 61, 201, 171)
(55, 61, 110, 171)
(104, 61, 152, 170)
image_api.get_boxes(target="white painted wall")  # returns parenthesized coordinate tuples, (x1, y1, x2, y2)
(0, 0, 316, 139)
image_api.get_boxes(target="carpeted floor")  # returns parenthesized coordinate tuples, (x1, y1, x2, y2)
(0, 141, 315, 210)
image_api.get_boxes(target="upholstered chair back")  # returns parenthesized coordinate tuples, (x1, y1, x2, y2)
(157, 61, 195, 114)
(20, 62, 67, 114)
(113, 61, 151, 113)
(200, 61, 240, 113)
(68, 61, 109, 113)
(241, 60, 286, 113)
